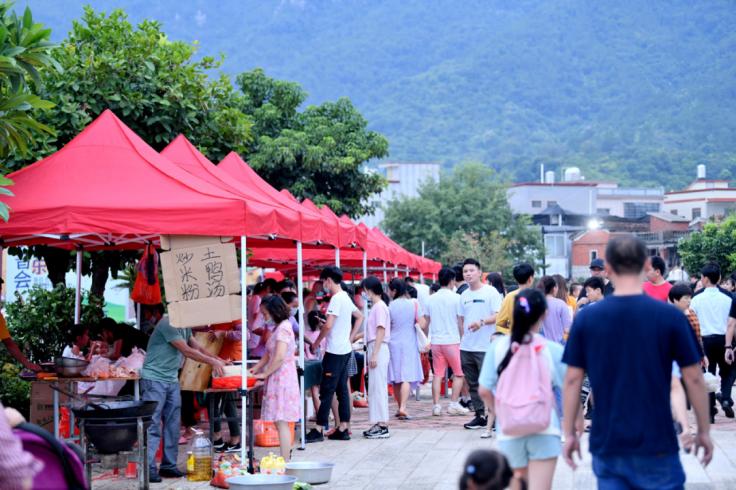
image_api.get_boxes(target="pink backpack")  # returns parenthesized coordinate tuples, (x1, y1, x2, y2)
(495, 335, 553, 437)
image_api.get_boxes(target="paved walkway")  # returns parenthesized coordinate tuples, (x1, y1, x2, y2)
(93, 386, 736, 489)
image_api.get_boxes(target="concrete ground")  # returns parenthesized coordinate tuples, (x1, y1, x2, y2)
(92, 386, 736, 489)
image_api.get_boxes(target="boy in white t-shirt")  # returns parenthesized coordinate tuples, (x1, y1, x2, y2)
(459, 258, 503, 430)
(306, 266, 364, 443)
(424, 267, 469, 416)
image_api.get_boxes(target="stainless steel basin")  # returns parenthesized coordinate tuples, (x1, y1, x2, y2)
(226, 475, 298, 490)
(285, 461, 335, 485)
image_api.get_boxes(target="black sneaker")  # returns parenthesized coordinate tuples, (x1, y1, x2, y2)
(327, 428, 351, 441)
(305, 428, 324, 443)
(149, 473, 162, 483)
(159, 468, 185, 478)
(226, 442, 242, 453)
(213, 438, 226, 452)
(464, 415, 487, 430)
(363, 424, 390, 439)
(722, 401, 735, 419)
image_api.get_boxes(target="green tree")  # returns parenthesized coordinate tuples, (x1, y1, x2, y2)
(0, 1, 60, 220)
(7, 7, 254, 294)
(383, 162, 542, 277)
(678, 214, 736, 276)
(237, 68, 388, 218)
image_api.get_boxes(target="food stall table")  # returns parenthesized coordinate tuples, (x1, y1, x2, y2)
(205, 386, 259, 474)
(33, 375, 141, 440)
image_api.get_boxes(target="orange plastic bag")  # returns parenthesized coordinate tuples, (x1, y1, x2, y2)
(131, 244, 162, 305)
(254, 420, 295, 447)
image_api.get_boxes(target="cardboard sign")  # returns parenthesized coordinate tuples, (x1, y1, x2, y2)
(160, 243, 240, 303)
(168, 295, 243, 328)
(159, 235, 233, 251)
(160, 236, 242, 328)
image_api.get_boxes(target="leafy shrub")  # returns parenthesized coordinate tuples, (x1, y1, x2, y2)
(0, 355, 30, 417)
(5, 285, 105, 364)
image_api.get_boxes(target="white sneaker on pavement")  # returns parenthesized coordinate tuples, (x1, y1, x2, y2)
(448, 402, 470, 415)
(480, 428, 493, 439)
(432, 404, 442, 416)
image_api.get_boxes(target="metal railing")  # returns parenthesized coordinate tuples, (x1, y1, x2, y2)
(635, 230, 690, 244)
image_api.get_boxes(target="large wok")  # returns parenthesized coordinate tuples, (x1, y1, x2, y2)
(72, 400, 158, 454)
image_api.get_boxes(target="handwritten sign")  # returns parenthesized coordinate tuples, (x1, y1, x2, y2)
(161, 243, 240, 303)
(160, 238, 241, 328)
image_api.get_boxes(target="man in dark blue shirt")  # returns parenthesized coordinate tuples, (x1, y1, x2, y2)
(562, 235, 713, 489)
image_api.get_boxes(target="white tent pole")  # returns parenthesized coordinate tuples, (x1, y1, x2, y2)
(335, 247, 341, 268)
(420, 241, 425, 283)
(382, 261, 388, 284)
(240, 236, 248, 464)
(74, 249, 82, 324)
(297, 241, 306, 449)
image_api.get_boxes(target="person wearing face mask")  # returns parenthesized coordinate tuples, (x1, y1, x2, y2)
(249, 295, 301, 460)
(281, 292, 302, 340)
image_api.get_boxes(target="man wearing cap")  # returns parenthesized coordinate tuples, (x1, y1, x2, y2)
(578, 258, 614, 305)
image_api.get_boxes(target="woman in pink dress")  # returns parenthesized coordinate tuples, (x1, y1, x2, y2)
(249, 295, 301, 460)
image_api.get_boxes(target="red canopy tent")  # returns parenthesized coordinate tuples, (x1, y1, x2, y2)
(0, 110, 266, 248)
(216, 150, 337, 248)
(160, 135, 307, 244)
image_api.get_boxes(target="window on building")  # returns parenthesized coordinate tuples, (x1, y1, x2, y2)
(547, 200, 558, 207)
(532, 200, 542, 208)
(597, 208, 611, 215)
(623, 202, 661, 219)
(671, 209, 678, 215)
(550, 215, 560, 226)
(692, 208, 702, 220)
(590, 250, 598, 261)
(544, 235, 566, 257)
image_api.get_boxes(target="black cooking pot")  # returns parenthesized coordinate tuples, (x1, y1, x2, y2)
(72, 400, 158, 420)
(73, 401, 158, 454)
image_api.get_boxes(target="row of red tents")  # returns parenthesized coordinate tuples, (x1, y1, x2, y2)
(0, 110, 440, 277)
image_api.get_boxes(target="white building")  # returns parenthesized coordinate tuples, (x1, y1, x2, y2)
(595, 186, 663, 218)
(507, 167, 663, 219)
(362, 162, 441, 227)
(663, 165, 736, 222)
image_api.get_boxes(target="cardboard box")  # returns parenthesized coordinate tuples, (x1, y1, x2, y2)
(168, 294, 243, 328)
(159, 235, 232, 251)
(179, 332, 224, 391)
(30, 381, 71, 434)
(160, 242, 240, 303)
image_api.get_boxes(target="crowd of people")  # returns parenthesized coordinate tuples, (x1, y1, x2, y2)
(1, 232, 734, 489)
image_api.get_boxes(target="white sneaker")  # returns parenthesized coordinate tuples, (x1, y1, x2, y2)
(448, 402, 470, 415)
(432, 404, 442, 416)
(480, 428, 493, 439)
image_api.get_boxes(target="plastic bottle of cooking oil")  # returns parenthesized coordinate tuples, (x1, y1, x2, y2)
(188, 432, 212, 481)
(186, 451, 195, 478)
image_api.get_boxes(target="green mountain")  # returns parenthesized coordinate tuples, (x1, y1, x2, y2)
(22, 0, 736, 190)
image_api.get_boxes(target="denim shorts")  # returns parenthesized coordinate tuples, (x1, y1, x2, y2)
(592, 453, 685, 490)
(498, 434, 561, 469)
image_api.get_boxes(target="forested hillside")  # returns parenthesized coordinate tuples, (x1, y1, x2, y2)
(23, 0, 736, 190)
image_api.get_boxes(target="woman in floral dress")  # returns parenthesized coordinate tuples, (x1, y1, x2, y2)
(250, 295, 300, 459)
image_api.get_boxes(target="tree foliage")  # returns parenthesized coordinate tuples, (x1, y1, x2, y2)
(237, 68, 388, 218)
(5, 285, 105, 363)
(0, 1, 59, 220)
(383, 162, 542, 278)
(678, 214, 736, 276)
